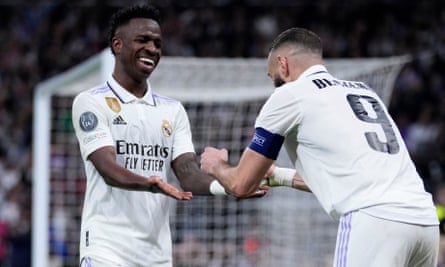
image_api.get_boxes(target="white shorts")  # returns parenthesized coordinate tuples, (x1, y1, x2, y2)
(334, 210, 439, 267)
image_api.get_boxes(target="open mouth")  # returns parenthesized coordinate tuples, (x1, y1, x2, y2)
(139, 57, 155, 67)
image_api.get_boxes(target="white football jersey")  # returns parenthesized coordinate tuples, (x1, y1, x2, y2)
(254, 65, 438, 225)
(72, 76, 194, 266)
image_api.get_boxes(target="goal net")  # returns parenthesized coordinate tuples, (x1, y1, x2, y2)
(32, 49, 410, 267)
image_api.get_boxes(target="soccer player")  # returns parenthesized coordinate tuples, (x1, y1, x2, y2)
(200, 27, 439, 266)
(72, 5, 266, 267)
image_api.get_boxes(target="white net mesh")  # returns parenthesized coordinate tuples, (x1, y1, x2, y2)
(35, 54, 410, 267)
(148, 56, 410, 105)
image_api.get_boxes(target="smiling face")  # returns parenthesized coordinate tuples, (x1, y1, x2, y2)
(112, 18, 162, 85)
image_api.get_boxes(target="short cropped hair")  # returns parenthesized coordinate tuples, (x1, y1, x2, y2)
(269, 27, 322, 55)
(107, 4, 161, 54)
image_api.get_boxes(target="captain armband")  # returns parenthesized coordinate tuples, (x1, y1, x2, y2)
(248, 127, 284, 160)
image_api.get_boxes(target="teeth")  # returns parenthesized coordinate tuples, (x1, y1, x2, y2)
(139, 58, 154, 65)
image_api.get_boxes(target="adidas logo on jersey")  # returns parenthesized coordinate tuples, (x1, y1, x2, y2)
(113, 115, 127, 125)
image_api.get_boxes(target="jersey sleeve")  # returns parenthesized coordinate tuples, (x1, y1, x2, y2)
(249, 88, 300, 159)
(72, 92, 115, 161)
(255, 87, 301, 135)
(171, 103, 195, 160)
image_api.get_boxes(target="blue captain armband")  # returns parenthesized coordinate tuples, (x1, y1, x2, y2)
(248, 127, 284, 160)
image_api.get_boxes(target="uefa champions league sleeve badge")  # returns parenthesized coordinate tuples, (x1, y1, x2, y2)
(79, 111, 98, 132)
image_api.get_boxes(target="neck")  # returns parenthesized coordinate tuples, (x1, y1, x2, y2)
(289, 57, 323, 81)
(112, 73, 148, 98)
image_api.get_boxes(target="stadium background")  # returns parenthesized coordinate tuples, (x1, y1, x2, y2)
(0, 0, 444, 266)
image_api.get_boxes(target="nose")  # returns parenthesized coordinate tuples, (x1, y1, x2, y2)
(145, 41, 159, 54)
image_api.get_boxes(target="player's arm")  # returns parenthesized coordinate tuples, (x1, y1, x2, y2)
(265, 165, 311, 192)
(172, 152, 217, 195)
(88, 146, 192, 200)
(172, 152, 267, 197)
(201, 146, 273, 198)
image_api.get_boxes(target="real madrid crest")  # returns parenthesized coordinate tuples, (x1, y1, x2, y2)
(161, 119, 173, 137)
(106, 97, 121, 113)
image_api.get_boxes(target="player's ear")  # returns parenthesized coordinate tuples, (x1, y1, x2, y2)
(112, 37, 123, 54)
(277, 55, 290, 77)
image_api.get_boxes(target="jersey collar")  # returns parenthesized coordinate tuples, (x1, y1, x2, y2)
(301, 64, 328, 78)
(106, 75, 156, 106)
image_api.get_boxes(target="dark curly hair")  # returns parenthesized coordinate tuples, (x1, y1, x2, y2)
(107, 4, 161, 55)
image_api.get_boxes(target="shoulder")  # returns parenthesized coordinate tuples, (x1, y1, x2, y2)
(153, 93, 180, 104)
(72, 84, 113, 116)
(152, 93, 185, 111)
(268, 84, 299, 103)
(73, 84, 111, 105)
(74, 83, 110, 99)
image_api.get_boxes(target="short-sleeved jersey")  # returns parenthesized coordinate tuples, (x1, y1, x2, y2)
(254, 65, 438, 225)
(72, 76, 195, 266)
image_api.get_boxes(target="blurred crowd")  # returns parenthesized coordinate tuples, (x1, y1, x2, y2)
(0, 0, 444, 266)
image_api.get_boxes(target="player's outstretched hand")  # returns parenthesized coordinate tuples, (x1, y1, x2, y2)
(147, 176, 193, 200)
(200, 146, 228, 176)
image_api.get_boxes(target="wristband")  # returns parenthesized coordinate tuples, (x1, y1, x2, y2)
(269, 167, 294, 187)
(210, 180, 227, 195)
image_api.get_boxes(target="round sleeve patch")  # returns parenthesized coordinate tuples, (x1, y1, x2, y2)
(79, 111, 98, 132)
